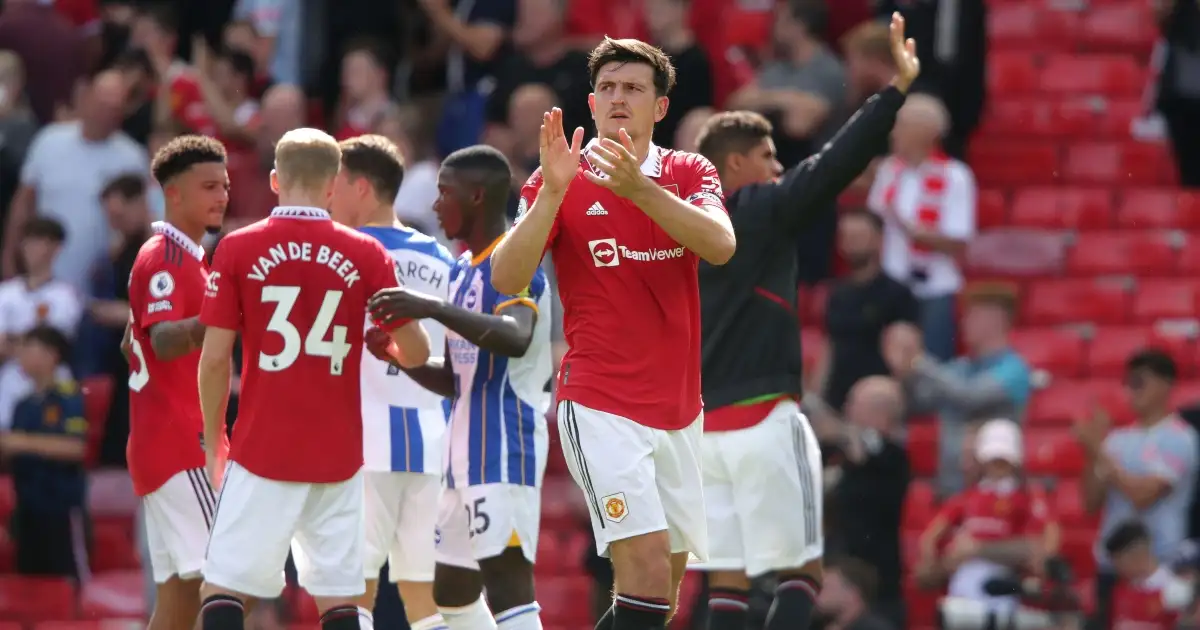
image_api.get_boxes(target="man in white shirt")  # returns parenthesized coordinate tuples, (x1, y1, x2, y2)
(0, 217, 81, 429)
(868, 93, 976, 360)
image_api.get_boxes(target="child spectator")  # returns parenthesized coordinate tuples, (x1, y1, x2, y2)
(0, 218, 80, 429)
(916, 419, 1059, 613)
(1, 325, 89, 579)
(1107, 520, 1194, 629)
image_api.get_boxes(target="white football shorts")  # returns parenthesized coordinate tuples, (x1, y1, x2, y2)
(143, 467, 216, 584)
(692, 399, 824, 577)
(556, 400, 707, 561)
(363, 471, 441, 582)
(435, 483, 542, 569)
(203, 462, 365, 599)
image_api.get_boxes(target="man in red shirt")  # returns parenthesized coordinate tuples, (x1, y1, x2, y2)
(1106, 520, 1191, 630)
(131, 5, 216, 136)
(491, 38, 736, 630)
(126, 135, 230, 630)
(196, 128, 432, 630)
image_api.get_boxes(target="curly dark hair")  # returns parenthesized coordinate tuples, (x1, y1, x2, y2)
(150, 135, 227, 185)
(587, 38, 676, 96)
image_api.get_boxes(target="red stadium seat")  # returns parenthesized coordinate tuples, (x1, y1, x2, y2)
(1061, 527, 1099, 576)
(1009, 187, 1112, 230)
(0, 524, 13, 572)
(1027, 379, 1134, 427)
(35, 622, 143, 630)
(977, 189, 1009, 229)
(78, 571, 144, 620)
(1010, 327, 1086, 379)
(81, 375, 113, 468)
(0, 576, 76, 621)
(1024, 428, 1086, 476)
(968, 142, 1060, 187)
(1171, 380, 1200, 408)
(0, 476, 13, 521)
(1023, 278, 1130, 326)
(1094, 98, 1146, 138)
(1118, 189, 1200, 230)
(906, 419, 939, 478)
(1066, 231, 1177, 276)
(988, 52, 1041, 95)
(987, 4, 1080, 52)
(904, 579, 942, 628)
(1054, 478, 1100, 528)
(1039, 55, 1144, 96)
(1080, 3, 1159, 54)
(90, 517, 138, 572)
(1088, 326, 1196, 378)
(904, 480, 939, 531)
(1063, 143, 1171, 186)
(1133, 280, 1200, 324)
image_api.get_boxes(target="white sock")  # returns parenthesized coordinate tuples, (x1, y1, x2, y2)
(439, 597, 498, 630)
(411, 613, 450, 630)
(357, 606, 374, 630)
(495, 602, 542, 629)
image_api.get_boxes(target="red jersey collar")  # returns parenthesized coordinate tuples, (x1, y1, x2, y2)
(270, 206, 332, 221)
(151, 221, 205, 261)
(584, 138, 663, 178)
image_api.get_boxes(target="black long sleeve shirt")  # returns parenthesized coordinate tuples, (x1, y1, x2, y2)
(699, 87, 906, 410)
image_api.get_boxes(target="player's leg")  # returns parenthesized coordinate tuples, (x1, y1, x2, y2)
(690, 432, 751, 630)
(433, 487, 495, 630)
(361, 471, 404, 628)
(558, 401, 674, 630)
(729, 402, 825, 630)
(292, 471, 369, 630)
(472, 485, 545, 630)
(201, 462, 301, 630)
(388, 473, 447, 630)
(653, 418, 709, 621)
(144, 469, 217, 630)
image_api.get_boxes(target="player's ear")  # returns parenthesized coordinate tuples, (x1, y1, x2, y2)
(269, 170, 280, 194)
(654, 96, 669, 124)
(588, 93, 595, 119)
(727, 152, 743, 175)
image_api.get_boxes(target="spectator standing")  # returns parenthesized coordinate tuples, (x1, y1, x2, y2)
(0, 0, 85, 125)
(0, 52, 39, 224)
(333, 39, 396, 140)
(816, 376, 910, 628)
(2, 71, 148, 289)
(1155, 0, 1200, 187)
(424, 0, 517, 156)
(225, 83, 305, 229)
(112, 48, 156, 147)
(2, 326, 89, 580)
(503, 83, 559, 191)
(0, 219, 82, 431)
(814, 557, 896, 630)
(484, 0, 592, 155)
(231, 0, 303, 86)
(816, 209, 919, 412)
(378, 103, 450, 247)
(191, 39, 262, 151)
(869, 93, 976, 360)
(887, 285, 1031, 497)
(644, 0, 714, 149)
(1079, 350, 1200, 628)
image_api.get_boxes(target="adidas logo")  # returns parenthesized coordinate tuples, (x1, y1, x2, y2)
(586, 202, 608, 216)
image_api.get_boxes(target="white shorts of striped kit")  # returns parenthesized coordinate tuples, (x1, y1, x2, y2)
(143, 467, 216, 584)
(691, 399, 824, 577)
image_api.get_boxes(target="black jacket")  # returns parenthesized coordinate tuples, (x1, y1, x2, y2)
(699, 87, 906, 410)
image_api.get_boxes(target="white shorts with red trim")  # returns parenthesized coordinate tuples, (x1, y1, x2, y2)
(556, 400, 708, 562)
(691, 399, 824, 577)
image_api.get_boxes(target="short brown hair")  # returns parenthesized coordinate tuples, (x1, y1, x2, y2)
(695, 110, 772, 166)
(101, 173, 147, 201)
(587, 38, 676, 96)
(964, 282, 1019, 319)
(841, 20, 894, 65)
(151, 135, 227, 184)
(274, 128, 341, 194)
(339, 134, 406, 202)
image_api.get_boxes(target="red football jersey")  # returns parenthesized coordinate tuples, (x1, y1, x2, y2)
(200, 206, 403, 483)
(518, 141, 726, 430)
(166, 63, 217, 137)
(1112, 568, 1182, 630)
(936, 481, 1054, 543)
(127, 222, 224, 496)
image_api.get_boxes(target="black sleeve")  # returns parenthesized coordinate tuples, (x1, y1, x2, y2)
(893, 283, 921, 325)
(486, 62, 516, 125)
(762, 86, 906, 234)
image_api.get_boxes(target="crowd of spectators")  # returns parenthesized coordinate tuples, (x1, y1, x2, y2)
(0, 0, 1198, 628)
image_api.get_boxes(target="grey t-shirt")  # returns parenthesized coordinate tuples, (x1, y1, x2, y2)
(755, 46, 848, 142)
(1096, 416, 1200, 565)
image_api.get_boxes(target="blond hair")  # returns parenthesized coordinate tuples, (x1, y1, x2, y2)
(274, 128, 341, 194)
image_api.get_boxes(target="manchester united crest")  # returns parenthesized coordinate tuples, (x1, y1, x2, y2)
(601, 492, 628, 523)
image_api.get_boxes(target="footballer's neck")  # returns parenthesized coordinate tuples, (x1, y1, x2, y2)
(164, 209, 207, 247)
(468, 215, 508, 256)
(361, 203, 402, 229)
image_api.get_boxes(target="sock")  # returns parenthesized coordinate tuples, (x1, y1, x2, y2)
(764, 577, 820, 630)
(411, 613, 450, 630)
(440, 597, 499, 630)
(357, 606, 374, 630)
(201, 594, 245, 630)
(613, 593, 670, 630)
(595, 604, 615, 630)
(707, 588, 750, 630)
(496, 602, 543, 629)
(322, 605, 362, 630)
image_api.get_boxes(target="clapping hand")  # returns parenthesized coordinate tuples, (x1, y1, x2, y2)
(583, 129, 654, 201)
(889, 12, 921, 93)
(539, 107, 584, 194)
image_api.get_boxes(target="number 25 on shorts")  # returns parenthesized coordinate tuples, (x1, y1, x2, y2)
(465, 497, 490, 538)
(259, 285, 351, 375)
